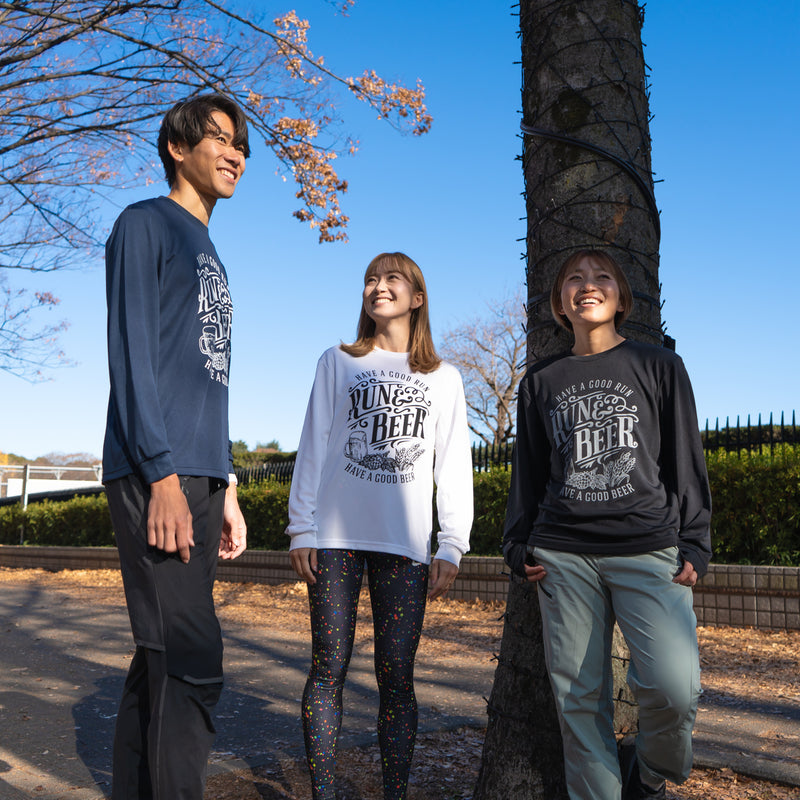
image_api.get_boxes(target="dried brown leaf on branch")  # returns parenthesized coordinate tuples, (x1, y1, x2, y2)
(0, 0, 431, 376)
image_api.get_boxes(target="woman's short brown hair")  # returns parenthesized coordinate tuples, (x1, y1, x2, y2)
(550, 249, 634, 331)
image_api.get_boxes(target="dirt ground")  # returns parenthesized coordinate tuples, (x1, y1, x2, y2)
(2, 567, 798, 800)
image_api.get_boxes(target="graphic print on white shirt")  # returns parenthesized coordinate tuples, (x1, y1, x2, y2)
(343, 368, 432, 484)
(550, 378, 639, 503)
(196, 252, 232, 385)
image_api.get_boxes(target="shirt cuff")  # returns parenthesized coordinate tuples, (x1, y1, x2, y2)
(288, 531, 318, 551)
(433, 543, 463, 568)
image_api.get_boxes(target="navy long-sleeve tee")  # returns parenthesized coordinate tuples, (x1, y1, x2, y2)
(503, 339, 712, 578)
(102, 197, 234, 485)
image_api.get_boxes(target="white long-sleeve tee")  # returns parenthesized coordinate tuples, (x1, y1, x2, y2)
(286, 346, 473, 566)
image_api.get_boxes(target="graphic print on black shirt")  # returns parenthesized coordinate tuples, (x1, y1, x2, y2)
(343, 368, 431, 484)
(551, 377, 639, 503)
(196, 252, 232, 385)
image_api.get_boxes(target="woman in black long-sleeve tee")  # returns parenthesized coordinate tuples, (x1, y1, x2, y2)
(502, 249, 711, 800)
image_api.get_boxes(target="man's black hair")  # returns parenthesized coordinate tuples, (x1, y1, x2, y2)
(157, 93, 251, 187)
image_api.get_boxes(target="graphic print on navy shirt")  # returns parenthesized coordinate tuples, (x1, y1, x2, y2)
(550, 377, 639, 503)
(343, 368, 431, 484)
(196, 252, 232, 385)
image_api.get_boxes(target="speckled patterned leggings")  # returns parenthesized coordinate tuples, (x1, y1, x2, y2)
(302, 549, 428, 800)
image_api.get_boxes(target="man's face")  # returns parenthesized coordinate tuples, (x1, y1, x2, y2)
(171, 110, 246, 200)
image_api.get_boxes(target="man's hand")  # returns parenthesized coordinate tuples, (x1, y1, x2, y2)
(148, 474, 193, 563)
(290, 548, 318, 584)
(428, 558, 459, 600)
(219, 483, 247, 560)
(673, 559, 697, 587)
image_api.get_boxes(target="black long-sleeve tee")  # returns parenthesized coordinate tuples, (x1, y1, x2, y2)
(503, 340, 712, 578)
(102, 197, 233, 485)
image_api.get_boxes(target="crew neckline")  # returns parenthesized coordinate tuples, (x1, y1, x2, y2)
(160, 195, 209, 228)
(371, 346, 410, 356)
(568, 339, 629, 361)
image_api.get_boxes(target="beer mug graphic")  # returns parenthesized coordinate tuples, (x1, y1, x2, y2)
(344, 431, 368, 462)
(199, 325, 227, 371)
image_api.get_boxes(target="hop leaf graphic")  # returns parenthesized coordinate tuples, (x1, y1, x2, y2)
(394, 443, 423, 471)
(565, 468, 607, 489)
(604, 452, 636, 487)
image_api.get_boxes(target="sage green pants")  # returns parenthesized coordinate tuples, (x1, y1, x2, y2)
(533, 546, 701, 800)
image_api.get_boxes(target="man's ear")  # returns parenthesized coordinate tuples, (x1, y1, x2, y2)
(167, 139, 184, 165)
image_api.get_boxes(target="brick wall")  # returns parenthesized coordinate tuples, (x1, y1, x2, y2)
(692, 563, 800, 629)
(1, 546, 797, 630)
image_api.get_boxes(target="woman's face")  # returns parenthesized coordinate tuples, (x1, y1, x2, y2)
(362, 263, 423, 327)
(558, 255, 624, 333)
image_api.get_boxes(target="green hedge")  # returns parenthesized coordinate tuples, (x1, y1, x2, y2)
(469, 469, 511, 556)
(2, 451, 799, 565)
(236, 479, 291, 549)
(0, 481, 291, 550)
(0, 494, 113, 546)
(706, 445, 800, 565)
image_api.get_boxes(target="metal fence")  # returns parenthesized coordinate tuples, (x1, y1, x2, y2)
(9, 412, 796, 506)
(234, 413, 800, 486)
(234, 442, 519, 485)
(235, 460, 296, 486)
(471, 442, 514, 472)
(701, 411, 798, 458)
(470, 413, 800, 467)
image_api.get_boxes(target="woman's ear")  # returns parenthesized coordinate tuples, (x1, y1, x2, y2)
(411, 292, 424, 310)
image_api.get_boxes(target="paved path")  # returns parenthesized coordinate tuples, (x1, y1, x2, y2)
(0, 581, 797, 799)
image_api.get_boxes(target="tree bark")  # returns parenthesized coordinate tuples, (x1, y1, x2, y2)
(474, 1, 659, 797)
(521, 0, 661, 362)
(474, 578, 567, 799)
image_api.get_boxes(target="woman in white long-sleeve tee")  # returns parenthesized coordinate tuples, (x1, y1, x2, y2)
(287, 252, 473, 800)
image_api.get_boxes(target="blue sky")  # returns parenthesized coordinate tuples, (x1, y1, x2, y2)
(2, 0, 798, 461)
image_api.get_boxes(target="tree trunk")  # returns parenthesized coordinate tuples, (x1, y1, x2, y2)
(521, 0, 661, 358)
(474, 1, 659, 797)
(474, 578, 567, 798)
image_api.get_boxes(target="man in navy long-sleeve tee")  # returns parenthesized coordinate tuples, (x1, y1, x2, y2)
(102, 93, 250, 800)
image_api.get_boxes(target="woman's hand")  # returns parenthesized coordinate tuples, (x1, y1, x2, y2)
(524, 561, 547, 583)
(290, 547, 318, 585)
(428, 558, 458, 600)
(673, 558, 697, 587)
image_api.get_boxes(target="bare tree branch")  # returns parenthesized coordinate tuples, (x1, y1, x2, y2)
(0, 275, 70, 380)
(439, 289, 527, 446)
(0, 0, 432, 377)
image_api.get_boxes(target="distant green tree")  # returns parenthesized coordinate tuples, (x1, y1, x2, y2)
(231, 440, 294, 470)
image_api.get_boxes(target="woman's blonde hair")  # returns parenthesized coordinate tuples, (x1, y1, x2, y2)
(550, 249, 634, 331)
(340, 252, 441, 374)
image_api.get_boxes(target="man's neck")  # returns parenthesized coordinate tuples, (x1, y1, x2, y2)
(167, 183, 215, 226)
